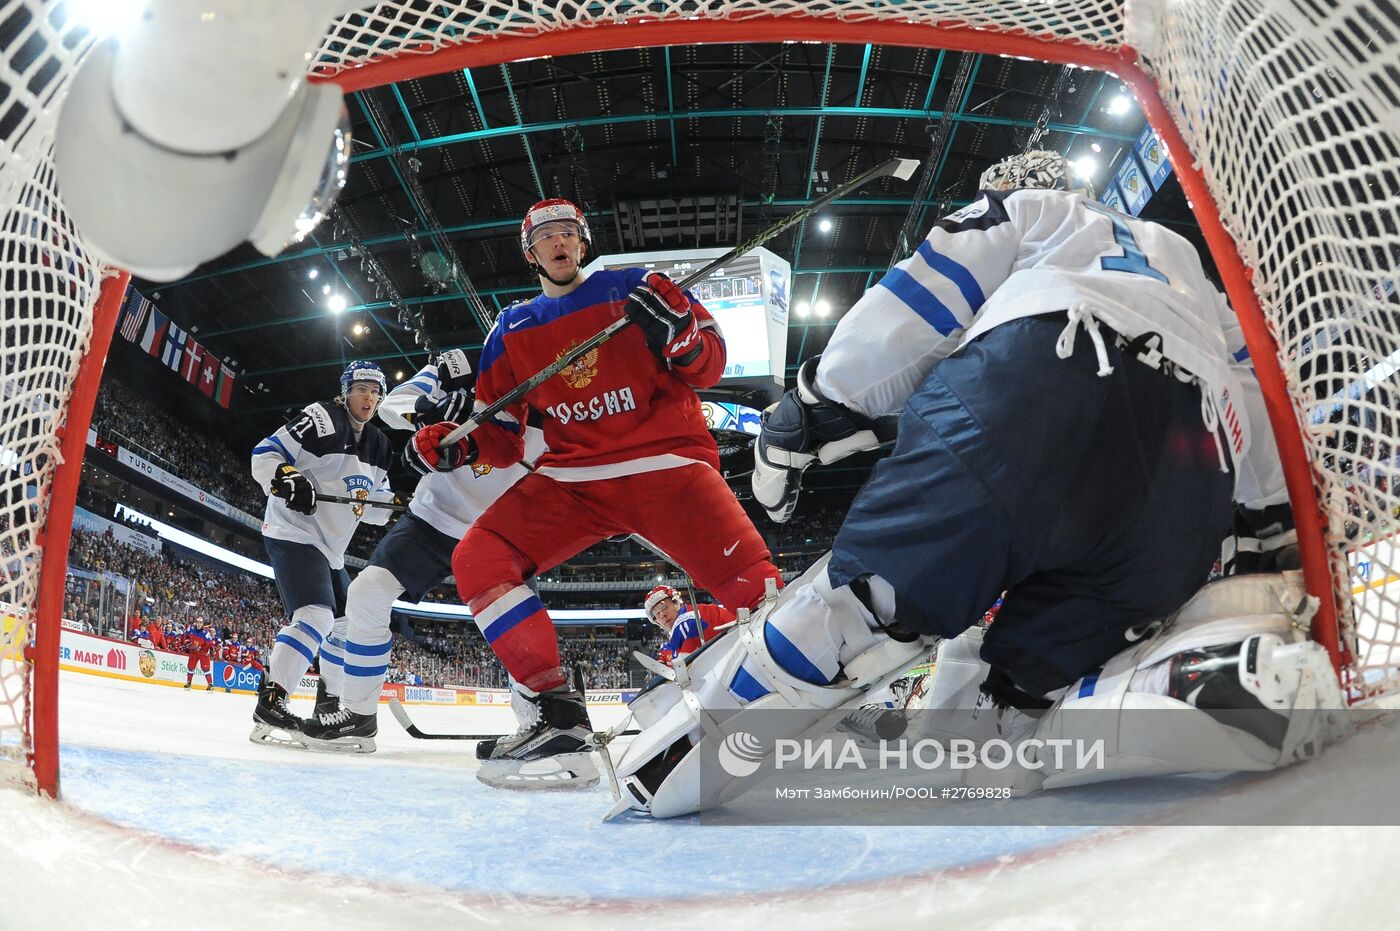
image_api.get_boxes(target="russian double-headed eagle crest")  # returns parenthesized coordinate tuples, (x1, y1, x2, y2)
(558, 342, 599, 389)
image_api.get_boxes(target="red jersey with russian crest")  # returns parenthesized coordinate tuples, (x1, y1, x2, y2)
(472, 267, 726, 478)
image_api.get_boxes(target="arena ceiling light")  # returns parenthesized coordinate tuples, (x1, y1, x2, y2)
(818, 218, 833, 233)
(795, 301, 811, 318)
(814, 299, 831, 318)
(1108, 93, 1133, 116)
(1072, 156, 1099, 181)
(308, 268, 318, 280)
(327, 293, 348, 314)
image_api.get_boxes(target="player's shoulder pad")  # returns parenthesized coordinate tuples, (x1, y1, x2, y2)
(934, 190, 1012, 234)
(296, 402, 338, 439)
(617, 265, 650, 290)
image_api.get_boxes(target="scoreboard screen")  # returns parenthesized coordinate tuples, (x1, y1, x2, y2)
(585, 246, 791, 388)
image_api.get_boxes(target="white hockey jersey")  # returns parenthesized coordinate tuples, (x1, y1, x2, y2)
(252, 400, 395, 569)
(379, 363, 546, 541)
(817, 188, 1254, 471)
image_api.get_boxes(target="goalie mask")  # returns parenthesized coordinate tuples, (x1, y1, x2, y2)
(979, 150, 1092, 196)
(644, 585, 684, 631)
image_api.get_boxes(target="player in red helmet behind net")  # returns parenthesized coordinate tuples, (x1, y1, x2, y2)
(644, 585, 733, 668)
(406, 198, 782, 789)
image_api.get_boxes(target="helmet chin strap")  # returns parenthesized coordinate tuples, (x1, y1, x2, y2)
(534, 261, 580, 287)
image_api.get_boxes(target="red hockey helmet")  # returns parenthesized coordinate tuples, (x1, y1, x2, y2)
(644, 585, 683, 629)
(520, 198, 591, 257)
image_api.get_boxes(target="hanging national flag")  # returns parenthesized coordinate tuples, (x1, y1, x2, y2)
(161, 322, 186, 371)
(215, 363, 236, 409)
(198, 353, 219, 397)
(181, 337, 205, 383)
(139, 307, 170, 356)
(118, 291, 149, 343)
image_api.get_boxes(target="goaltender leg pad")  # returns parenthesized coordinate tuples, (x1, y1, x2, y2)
(908, 626, 1001, 745)
(613, 555, 931, 819)
(976, 571, 1344, 793)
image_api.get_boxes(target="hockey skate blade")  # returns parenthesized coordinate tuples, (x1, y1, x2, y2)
(303, 735, 377, 754)
(476, 752, 600, 791)
(248, 721, 309, 750)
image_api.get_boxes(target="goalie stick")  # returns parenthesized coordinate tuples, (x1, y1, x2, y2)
(387, 697, 639, 741)
(440, 156, 920, 447)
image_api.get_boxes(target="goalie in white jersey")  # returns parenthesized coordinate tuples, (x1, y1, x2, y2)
(301, 350, 550, 762)
(611, 151, 1339, 818)
(249, 361, 396, 746)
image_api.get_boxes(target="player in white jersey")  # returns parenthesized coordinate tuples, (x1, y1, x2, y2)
(300, 350, 550, 760)
(610, 152, 1339, 818)
(249, 361, 396, 746)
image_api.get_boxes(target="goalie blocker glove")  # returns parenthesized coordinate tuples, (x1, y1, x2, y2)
(412, 390, 471, 426)
(625, 272, 702, 365)
(404, 422, 476, 476)
(752, 357, 890, 522)
(269, 463, 317, 515)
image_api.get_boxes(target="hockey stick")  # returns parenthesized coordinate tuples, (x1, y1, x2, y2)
(317, 493, 407, 512)
(387, 697, 639, 741)
(441, 156, 920, 447)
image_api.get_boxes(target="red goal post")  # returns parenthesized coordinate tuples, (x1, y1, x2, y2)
(2, 0, 1396, 797)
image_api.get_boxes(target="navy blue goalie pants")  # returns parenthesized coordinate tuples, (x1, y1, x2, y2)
(826, 314, 1235, 697)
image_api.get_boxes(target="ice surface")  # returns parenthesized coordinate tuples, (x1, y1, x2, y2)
(2, 671, 1398, 929)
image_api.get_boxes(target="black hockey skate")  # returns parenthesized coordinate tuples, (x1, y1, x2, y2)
(249, 678, 306, 748)
(836, 703, 908, 745)
(476, 688, 599, 790)
(313, 676, 339, 718)
(302, 707, 377, 753)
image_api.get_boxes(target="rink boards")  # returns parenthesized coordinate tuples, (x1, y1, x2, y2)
(54, 628, 635, 705)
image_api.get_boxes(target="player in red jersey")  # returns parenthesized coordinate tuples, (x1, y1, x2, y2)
(407, 199, 782, 786)
(183, 617, 215, 691)
(645, 585, 733, 667)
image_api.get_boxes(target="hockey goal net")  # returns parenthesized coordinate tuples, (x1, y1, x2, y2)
(2, 0, 1397, 796)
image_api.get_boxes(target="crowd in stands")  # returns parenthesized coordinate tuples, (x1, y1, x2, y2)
(91, 379, 265, 510)
(64, 528, 646, 689)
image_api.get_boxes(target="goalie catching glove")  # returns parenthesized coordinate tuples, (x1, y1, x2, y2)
(269, 463, 316, 515)
(625, 272, 702, 365)
(404, 422, 476, 476)
(752, 357, 891, 522)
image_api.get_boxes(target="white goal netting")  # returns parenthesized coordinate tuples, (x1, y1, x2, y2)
(0, 0, 1396, 792)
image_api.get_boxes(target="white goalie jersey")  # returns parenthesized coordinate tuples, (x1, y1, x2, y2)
(815, 188, 1258, 473)
(379, 363, 545, 540)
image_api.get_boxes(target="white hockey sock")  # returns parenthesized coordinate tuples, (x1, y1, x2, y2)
(319, 616, 348, 697)
(270, 604, 334, 693)
(340, 566, 403, 715)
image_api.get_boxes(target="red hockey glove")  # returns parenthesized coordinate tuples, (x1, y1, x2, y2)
(404, 422, 477, 475)
(625, 272, 702, 365)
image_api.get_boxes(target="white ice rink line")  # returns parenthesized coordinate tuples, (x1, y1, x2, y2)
(2, 670, 1398, 929)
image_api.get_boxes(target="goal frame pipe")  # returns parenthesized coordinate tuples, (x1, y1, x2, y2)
(31, 271, 129, 798)
(313, 16, 1343, 675)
